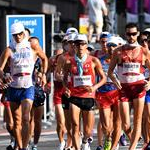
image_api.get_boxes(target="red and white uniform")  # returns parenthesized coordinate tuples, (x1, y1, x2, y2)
(117, 45, 146, 102)
(69, 55, 96, 98)
(117, 45, 145, 83)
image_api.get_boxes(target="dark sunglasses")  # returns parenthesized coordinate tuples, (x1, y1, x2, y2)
(13, 32, 24, 37)
(126, 32, 138, 36)
(74, 42, 87, 46)
(107, 43, 117, 47)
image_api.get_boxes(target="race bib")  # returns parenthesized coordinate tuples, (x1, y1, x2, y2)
(73, 75, 92, 87)
(123, 63, 140, 74)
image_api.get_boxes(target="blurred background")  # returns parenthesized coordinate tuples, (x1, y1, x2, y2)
(0, 0, 149, 56)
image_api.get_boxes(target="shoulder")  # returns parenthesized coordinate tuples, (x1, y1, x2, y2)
(29, 37, 41, 51)
(90, 55, 100, 64)
(3, 47, 12, 56)
(140, 46, 149, 55)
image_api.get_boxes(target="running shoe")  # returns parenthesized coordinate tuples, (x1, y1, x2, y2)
(88, 137, 93, 144)
(144, 141, 150, 150)
(114, 143, 119, 150)
(6, 145, 14, 150)
(96, 145, 103, 150)
(57, 140, 66, 150)
(81, 142, 91, 150)
(119, 134, 127, 146)
(104, 139, 112, 150)
(63, 146, 73, 150)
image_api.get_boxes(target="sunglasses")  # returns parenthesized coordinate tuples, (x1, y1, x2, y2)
(126, 32, 138, 36)
(107, 43, 117, 47)
(13, 32, 24, 37)
(74, 42, 87, 46)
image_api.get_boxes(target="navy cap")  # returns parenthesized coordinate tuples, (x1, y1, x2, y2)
(100, 32, 111, 39)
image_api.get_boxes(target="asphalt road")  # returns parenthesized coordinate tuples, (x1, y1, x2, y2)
(0, 116, 143, 150)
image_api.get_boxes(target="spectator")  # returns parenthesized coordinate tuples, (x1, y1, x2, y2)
(86, 0, 109, 42)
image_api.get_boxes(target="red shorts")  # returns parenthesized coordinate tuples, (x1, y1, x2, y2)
(53, 88, 63, 105)
(120, 81, 146, 102)
(96, 90, 119, 109)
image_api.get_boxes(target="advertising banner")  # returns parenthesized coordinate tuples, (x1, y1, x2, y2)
(6, 15, 45, 52)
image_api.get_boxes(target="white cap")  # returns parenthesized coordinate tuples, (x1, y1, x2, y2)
(87, 44, 94, 51)
(116, 36, 126, 45)
(74, 34, 88, 43)
(144, 28, 150, 33)
(66, 27, 78, 35)
(11, 22, 25, 35)
(67, 33, 77, 42)
(107, 36, 120, 46)
(62, 35, 68, 42)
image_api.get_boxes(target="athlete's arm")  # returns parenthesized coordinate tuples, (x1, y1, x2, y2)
(93, 56, 106, 91)
(30, 38, 48, 87)
(62, 59, 71, 97)
(108, 49, 122, 90)
(0, 47, 11, 79)
(84, 56, 106, 93)
(55, 54, 65, 82)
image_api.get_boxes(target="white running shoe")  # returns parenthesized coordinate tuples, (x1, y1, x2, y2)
(64, 146, 73, 150)
(114, 143, 119, 150)
(81, 142, 91, 150)
(57, 140, 65, 150)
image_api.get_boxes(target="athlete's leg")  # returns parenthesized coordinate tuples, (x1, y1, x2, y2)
(82, 110, 94, 141)
(129, 96, 145, 150)
(10, 102, 22, 149)
(70, 103, 81, 150)
(142, 103, 150, 148)
(64, 109, 72, 148)
(111, 103, 121, 150)
(29, 107, 34, 142)
(21, 99, 33, 149)
(33, 105, 44, 145)
(55, 104, 66, 143)
(97, 110, 103, 148)
(120, 101, 132, 141)
(4, 105, 14, 137)
(100, 107, 112, 140)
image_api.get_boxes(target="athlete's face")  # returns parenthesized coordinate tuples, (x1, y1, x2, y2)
(74, 40, 88, 58)
(126, 27, 139, 44)
(13, 31, 25, 43)
(99, 37, 108, 52)
(68, 41, 75, 53)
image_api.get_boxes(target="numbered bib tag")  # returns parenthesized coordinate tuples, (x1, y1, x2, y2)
(123, 63, 140, 74)
(73, 75, 92, 87)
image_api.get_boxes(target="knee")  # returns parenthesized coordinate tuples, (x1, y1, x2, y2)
(22, 114, 30, 124)
(72, 122, 79, 132)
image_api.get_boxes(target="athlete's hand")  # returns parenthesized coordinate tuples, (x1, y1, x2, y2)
(4, 74, 13, 85)
(41, 74, 47, 89)
(115, 81, 122, 90)
(144, 80, 150, 91)
(83, 86, 96, 93)
(64, 87, 71, 98)
(44, 82, 51, 94)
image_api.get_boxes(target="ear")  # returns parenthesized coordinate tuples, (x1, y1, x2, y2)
(137, 31, 140, 36)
